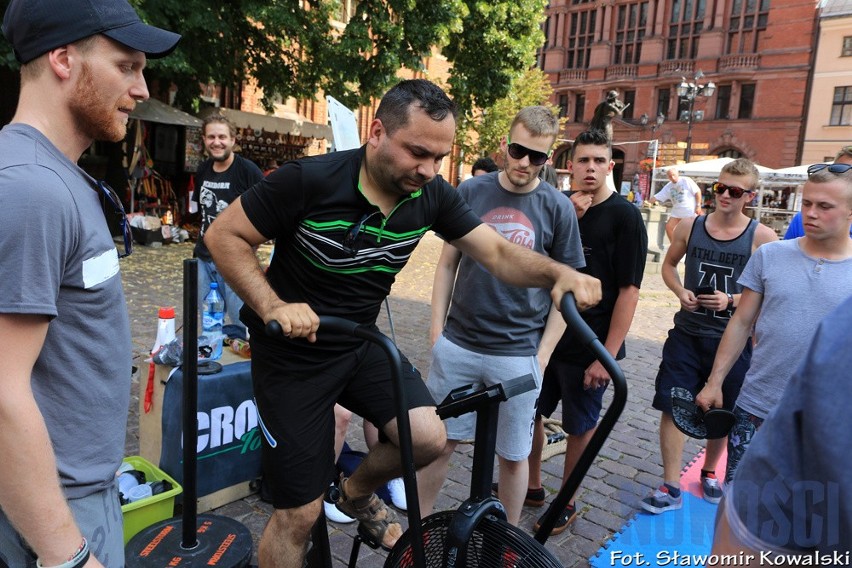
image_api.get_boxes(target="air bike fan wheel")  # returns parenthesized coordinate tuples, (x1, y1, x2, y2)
(385, 511, 563, 567)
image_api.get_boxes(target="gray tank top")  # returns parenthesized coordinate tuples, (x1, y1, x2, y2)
(673, 215, 757, 337)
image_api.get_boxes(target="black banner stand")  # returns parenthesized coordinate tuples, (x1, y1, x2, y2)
(126, 259, 253, 567)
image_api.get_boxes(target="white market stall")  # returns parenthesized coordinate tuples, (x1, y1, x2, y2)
(650, 158, 811, 234)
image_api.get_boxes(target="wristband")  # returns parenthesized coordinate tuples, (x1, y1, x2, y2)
(36, 538, 89, 568)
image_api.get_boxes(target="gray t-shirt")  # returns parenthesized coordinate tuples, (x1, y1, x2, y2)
(735, 238, 852, 419)
(443, 173, 584, 355)
(0, 124, 132, 498)
(726, 295, 852, 552)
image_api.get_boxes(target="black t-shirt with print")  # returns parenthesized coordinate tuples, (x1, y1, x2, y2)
(193, 154, 264, 260)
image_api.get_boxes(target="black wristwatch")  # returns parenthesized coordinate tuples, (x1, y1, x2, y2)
(726, 293, 734, 309)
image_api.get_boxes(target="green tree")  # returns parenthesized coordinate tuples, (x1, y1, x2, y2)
(458, 67, 561, 163)
(0, 0, 545, 115)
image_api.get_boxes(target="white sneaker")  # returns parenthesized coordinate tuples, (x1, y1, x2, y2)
(323, 485, 356, 524)
(387, 477, 407, 511)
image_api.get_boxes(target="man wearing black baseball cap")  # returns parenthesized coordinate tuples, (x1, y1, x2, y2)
(0, 2, 179, 567)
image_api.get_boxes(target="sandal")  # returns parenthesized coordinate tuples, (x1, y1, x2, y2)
(334, 476, 400, 551)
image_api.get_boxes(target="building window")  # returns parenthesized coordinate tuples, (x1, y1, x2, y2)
(727, 0, 769, 54)
(543, 16, 551, 49)
(831, 86, 852, 125)
(715, 85, 732, 119)
(738, 83, 756, 119)
(666, 0, 706, 60)
(566, 9, 597, 69)
(613, 2, 648, 65)
(717, 148, 743, 158)
(574, 93, 586, 123)
(559, 95, 569, 118)
(843, 36, 852, 57)
(623, 90, 636, 120)
(333, 0, 359, 24)
(657, 87, 671, 119)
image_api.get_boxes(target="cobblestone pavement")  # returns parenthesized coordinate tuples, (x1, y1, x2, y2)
(122, 234, 705, 567)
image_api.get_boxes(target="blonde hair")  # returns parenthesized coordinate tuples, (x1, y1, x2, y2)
(510, 106, 559, 140)
(720, 158, 760, 188)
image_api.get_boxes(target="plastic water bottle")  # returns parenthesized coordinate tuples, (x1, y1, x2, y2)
(201, 282, 225, 360)
(152, 306, 176, 354)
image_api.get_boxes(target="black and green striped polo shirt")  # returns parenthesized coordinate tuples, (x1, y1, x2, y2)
(240, 146, 480, 350)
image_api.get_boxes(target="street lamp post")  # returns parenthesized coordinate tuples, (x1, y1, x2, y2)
(640, 113, 666, 202)
(676, 71, 715, 162)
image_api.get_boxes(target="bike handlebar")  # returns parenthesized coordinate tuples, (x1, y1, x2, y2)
(533, 292, 628, 543)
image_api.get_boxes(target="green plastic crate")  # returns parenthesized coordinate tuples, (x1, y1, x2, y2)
(120, 456, 182, 545)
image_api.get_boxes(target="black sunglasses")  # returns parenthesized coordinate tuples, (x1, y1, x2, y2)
(342, 212, 376, 257)
(506, 136, 551, 166)
(807, 163, 852, 177)
(711, 181, 752, 199)
(97, 181, 133, 258)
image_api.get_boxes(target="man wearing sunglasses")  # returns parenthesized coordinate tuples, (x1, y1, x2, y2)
(783, 146, 852, 240)
(646, 167, 703, 244)
(642, 159, 778, 515)
(0, 1, 180, 567)
(696, 156, 852, 483)
(418, 106, 584, 527)
(204, 80, 601, 567)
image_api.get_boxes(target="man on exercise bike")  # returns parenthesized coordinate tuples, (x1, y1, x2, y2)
(204, 79, 601, 568)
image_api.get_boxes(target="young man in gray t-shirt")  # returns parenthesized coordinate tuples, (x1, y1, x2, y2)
(417, 106, 585, 526)
(697, 165, 852, 480)
(0, 2, 179, 567)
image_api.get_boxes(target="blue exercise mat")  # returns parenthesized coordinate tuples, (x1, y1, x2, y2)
(590, 493, 718, 567)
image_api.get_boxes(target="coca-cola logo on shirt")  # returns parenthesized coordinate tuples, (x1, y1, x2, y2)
(483, 207, 536, 250)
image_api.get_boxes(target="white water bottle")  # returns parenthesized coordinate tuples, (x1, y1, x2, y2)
(201, 283, 224, 360)
(152, 306, 176, 354)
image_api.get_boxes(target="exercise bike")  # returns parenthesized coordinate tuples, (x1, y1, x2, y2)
(269, 292, 627, 567)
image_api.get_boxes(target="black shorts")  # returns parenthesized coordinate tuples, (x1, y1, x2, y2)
(537, 358, 607, 435)
(651, 326, 751, 414)
(250, 333, 435, 509)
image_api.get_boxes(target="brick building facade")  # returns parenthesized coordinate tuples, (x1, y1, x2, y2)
(540, 0, 819, 181)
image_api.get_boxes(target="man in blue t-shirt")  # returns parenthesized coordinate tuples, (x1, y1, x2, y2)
(784, 146, 852, 240)
(204, 80, 602, 568)
(712, 295, 852, 556)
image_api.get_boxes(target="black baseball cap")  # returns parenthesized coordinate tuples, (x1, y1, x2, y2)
(2, 0, 181, 64)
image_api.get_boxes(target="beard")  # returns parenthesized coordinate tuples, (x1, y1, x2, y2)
(68, 62, 130, 143)
(502, 150, 539, 188)
(210, 149, 233, 162)
(370, 147, 429, 196)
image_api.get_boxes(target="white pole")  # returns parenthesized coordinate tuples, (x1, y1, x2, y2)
(649, 139, 659, 200)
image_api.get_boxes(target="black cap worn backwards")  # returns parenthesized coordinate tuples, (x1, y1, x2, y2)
(2, 0, 181, 64)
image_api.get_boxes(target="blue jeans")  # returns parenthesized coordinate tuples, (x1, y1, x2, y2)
(197, 259, 246, 337)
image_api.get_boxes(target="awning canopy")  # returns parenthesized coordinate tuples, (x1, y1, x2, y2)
(129, 98, 202, 127)
(652, 157, 777, 182)
(214, 107, 332, 141)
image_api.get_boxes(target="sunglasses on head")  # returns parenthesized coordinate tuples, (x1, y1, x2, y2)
(711, 182, 752, 199)
(506, 136, 551, 166)
(97, 181, 132, 258)
(807, 163, 852, 177)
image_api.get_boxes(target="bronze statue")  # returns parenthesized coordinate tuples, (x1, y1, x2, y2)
(589, 90, 627, 142)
